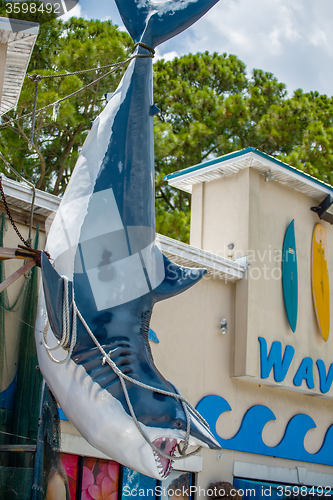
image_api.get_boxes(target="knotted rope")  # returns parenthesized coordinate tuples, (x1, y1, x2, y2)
(24, 44, 155, 145)
(42, 274, 211, 462)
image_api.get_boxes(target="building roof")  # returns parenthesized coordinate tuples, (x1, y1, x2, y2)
(165, 147, 333, 201)
(157, 233, 246, 282)
(0, 17, 39, 116)
(1, 176, 60, 217)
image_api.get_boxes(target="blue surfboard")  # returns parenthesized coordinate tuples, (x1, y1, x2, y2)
(282, 220, 298, 332)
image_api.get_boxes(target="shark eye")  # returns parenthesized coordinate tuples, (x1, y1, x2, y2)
(173, 419, 184, 429)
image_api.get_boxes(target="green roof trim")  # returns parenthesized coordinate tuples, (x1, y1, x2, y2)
(164, 147, 333, 193)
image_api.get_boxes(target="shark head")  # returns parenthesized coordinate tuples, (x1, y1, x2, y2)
(113, 386, 221, 478)
(36, 298, 220, 480)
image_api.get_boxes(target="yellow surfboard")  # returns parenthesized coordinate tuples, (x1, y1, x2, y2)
(311, 224, 330, 341)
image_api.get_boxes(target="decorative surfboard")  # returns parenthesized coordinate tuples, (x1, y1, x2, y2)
(311, 224, 330, 341)
(282, 220, 298, 332)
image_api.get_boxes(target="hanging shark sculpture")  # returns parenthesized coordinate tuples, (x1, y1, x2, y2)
(35, 0, 220, 480)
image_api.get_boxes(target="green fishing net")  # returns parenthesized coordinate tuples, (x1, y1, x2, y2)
(0, 215, 47, 499)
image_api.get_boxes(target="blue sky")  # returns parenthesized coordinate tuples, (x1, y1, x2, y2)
(64, 0, 333, 96)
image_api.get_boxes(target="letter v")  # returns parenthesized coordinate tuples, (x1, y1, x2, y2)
(316, 360, 333, 394)
(259, 337, 295, 383)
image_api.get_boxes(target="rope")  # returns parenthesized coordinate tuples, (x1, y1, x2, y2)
(29, 76, 42, 150)
(42, 277, 77, 364)
(133, 42, 155, 55)
(27, 62, 125, 81)
(0, 304, 49, 334)
(3, 49, 154, 136)
(41, 275, 211, 462)
(0, 430, 37, 442)
(76, 307, 203, 461)
(25, 42, 155, 83)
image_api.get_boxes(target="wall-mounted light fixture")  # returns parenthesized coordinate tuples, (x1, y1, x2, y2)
(264, 169, 274, 182)
(227, 243, 234, 258)
(311, 194, 333, 224)
(221, 319, 228, 335)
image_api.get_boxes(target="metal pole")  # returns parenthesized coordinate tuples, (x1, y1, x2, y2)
(31, 379, 46, 500)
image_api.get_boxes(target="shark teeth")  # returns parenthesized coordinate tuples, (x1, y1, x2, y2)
(152, 437, 178, 479)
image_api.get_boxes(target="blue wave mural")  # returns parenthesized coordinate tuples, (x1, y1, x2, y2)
(196, 395, 333, 466)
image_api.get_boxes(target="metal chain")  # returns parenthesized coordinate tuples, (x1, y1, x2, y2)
(0, 175, 31, 247)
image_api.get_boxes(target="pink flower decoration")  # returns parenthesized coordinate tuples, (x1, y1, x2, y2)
(108, 463, 119, 483)
(86, 460, 119, 500)
(96, 471, 109, 486)
(82, 491, 94, 500)
(82, 466, 95, 500)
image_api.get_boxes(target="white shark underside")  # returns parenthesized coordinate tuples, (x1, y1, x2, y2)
(35, 0, 220, 479)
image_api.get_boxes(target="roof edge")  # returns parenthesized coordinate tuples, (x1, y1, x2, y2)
(165, 148, 333, 195)
(2, 176, 61, 213)
(0, 16, 39, 35)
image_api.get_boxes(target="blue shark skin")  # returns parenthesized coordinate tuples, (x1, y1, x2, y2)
(35, 0, 220, 479)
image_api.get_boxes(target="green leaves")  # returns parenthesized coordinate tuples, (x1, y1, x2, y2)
(0, 15, 132, 193)
(153, 54, 333, 242)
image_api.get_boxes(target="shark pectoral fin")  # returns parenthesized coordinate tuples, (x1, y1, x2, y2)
(41, 252, 73, 344)
(153, 254, 206, 302)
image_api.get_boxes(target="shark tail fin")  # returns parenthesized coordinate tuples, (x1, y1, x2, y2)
(152, 253, 206, 303)
(114, 0, 219, 48)
(41, 252, 74, 345)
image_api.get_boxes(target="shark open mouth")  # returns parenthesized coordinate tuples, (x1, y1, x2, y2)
(152, 438, 178, 478)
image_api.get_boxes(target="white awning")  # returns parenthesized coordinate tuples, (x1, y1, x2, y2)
(1, 175, 60, 217)
(0, 17, 39, 116)
(157, 233, 246, 282)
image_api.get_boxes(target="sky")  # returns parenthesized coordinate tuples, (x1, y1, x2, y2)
(63, 0, 333, 97)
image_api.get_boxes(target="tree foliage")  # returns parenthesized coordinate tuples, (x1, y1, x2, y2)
(0, 3, 132, 193)
(0, 14, 333, 242)
(154, 54, 333, 240)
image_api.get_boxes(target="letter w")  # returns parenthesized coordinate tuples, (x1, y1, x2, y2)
(258, 337, 294, 383)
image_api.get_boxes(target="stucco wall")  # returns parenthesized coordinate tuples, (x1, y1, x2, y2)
(154, 167, 333, 491)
